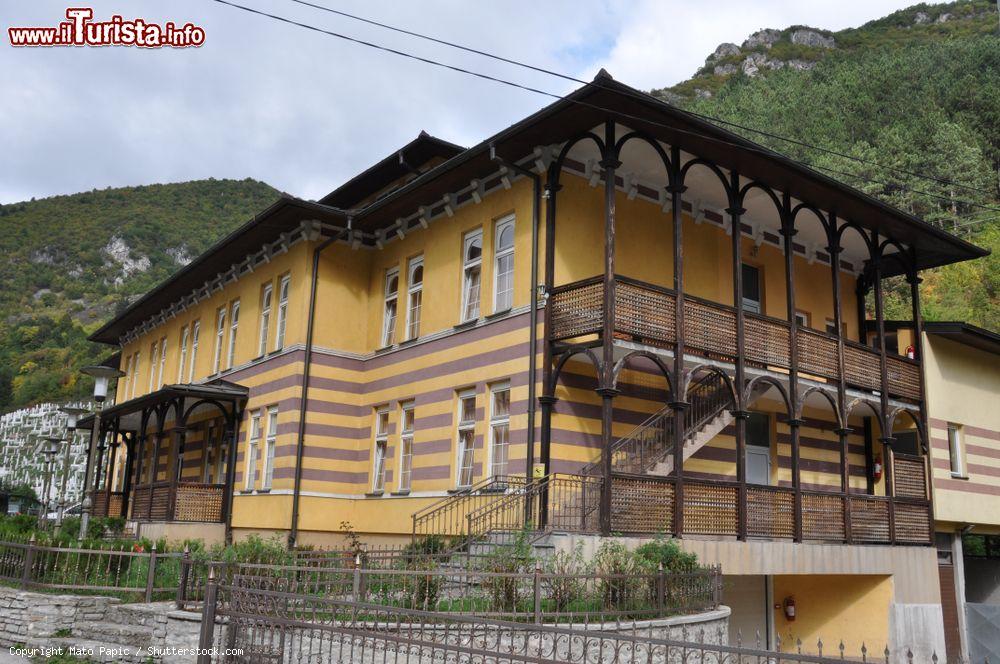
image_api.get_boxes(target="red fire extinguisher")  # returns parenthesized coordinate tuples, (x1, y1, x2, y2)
(905, 345, 916, 360)
(873, 455, 883, 482)
(783, 596, 796, 621)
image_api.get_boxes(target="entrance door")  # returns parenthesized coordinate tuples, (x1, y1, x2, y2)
(746, 412, 771, 485)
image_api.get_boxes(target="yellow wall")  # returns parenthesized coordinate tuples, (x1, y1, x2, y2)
(924, 333, 1000, 529)
(773, 574, 893, 657)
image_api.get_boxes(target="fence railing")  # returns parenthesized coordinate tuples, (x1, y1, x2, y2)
(196, 577, 930, 664)
(411, 475, 529, 541)
(0, 536, 182, 601)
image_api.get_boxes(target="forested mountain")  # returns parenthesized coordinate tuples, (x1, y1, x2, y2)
(656, 0, 999, 330)
(0, 179, 278, 411)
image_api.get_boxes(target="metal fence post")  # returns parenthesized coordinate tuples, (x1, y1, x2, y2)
(352, 553, 362, 603)
(657, 563, 665, 612)
(197, 567, 218, 664)
(176, 545, 191, 609)
(533, 563, 542, 625)
(20, 534, 36, 590)
(144, 542, 158, 603)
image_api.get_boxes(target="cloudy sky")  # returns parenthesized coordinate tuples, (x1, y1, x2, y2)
(1, 0, 917, 204)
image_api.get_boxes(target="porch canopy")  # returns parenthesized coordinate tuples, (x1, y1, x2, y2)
(77, 381, 248, 433)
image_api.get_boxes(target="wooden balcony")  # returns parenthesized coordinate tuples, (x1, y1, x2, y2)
(89, 490, 125, 518)
(550, 275, 922, 402)
(607, 449, 931, 545)
(129, 482, 225, 523)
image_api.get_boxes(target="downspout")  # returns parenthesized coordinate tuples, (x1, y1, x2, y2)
(489, 146, 541, 485)
(289, 218, 352, 547)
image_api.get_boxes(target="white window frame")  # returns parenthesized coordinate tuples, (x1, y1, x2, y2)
(177, 325, 189, 383)
(399, 402, 414, 492)
(275, 276, 290, 351)
(245, 410, 261, 491)
(456, 390, 477, 488)
(157, 337, 167, 389)
(372, 408, 389, 493)
(227, 300, 240, 369)
(381, 268, 399, 347)
(213, 307, 226, 374)
(406, 258, 423, 341)
(461, 230, 483, 323)
(130, 352, 140, 399)
(258, 283, 273, 357)
(488, 382, 511, 479)
(948, 423, 965, 477)
(187, 321, 200, 383)
(493, 217, 515, 313)
(262, 406, 278, 490)
(148, 341, 158, 393)
(122, 355, 133, 400)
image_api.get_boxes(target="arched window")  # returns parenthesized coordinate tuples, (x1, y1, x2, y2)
(406, 258, 423, 340)
(461, 230, 483, 322)
(494, 217, 515, 312)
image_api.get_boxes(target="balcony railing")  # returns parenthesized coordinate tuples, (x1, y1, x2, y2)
(550, 274, 922, 401)
(128, 482, 225, 523)
(89, 490, 125, 518)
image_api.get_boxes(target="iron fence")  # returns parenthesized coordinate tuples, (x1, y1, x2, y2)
(0, 535, 182, 600)
(196, 577, 921, 664)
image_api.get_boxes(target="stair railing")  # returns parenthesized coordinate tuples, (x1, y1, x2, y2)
(411, 475, 528, 542)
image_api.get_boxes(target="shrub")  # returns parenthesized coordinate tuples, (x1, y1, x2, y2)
(634, 537, 698, 573)
(542, 542, 585, 614)
(589, 540, 647, 611)
(479, 529, 534, 613)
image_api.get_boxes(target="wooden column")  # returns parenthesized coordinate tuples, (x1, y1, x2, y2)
(827, 215, 853, 544)
(837, 426, 854, 543)
(149, 430, 164, 520)
(539, 170, 562, 526)
(669, 153, 687, 537)
(121, 433, 135, 518)
(104, 439, 119, 493)
(909, 268, 934, 542)
(598, 119, 620, 536)
(222, 417, 241, 544)
(871, 242, 895, 543)
(167, 427, 187, 521)
(780, 195, 802, 542)
(728, 171, 748, 540)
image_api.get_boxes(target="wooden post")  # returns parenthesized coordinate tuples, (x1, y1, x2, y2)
(781, 196, 801, 542)
(176, 545, 191, 610)
(871, 244, 895, 544)
(145, 542, 158, 602)
(533, 563, 542, 624)
(670, 148, 688, 538)
(149, 430, 163, 520)
(20, 534, 35, 589)
(120, 433, 135, 518)
(728, 171, 748, 540)
(598, 119, 620, 537)
(196, 567, 218, 664)
(837, 427, 854, 543)
(223, 416, 242, 544)
(167, 426, 186, 521)
(909, 268, 934, 543)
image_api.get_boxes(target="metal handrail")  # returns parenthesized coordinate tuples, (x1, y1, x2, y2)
(411, 475, 528, 541)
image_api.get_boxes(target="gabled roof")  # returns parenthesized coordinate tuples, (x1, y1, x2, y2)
(925, 321, 1000, 356)
(318, 131, 464, 209)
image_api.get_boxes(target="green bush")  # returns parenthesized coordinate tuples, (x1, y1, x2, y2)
(589, 540, 647, 611)
(634, 537, 698, 573)
(479, 529, 534, 613)
(542, 541, 585, 614)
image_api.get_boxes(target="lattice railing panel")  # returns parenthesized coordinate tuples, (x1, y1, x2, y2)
(893, 455, 927, 500)
(746, 486, 795, 539)
(887, 355, 921, 401)
(843, 341, 881, 392)
(174, 483, 225, 522)
(796, 329, 838, 380)
(801, 492, 845, 541)
(683, 299, 737, 358)
(613, 280, 675, 347)
(149, 484, 170, 521)
(744, 315, 790, 369)
(610, 475, 674, 534)
(894, 501, 931, 544)
(550, 279, 603, 341)
(850, 496, 890, 544)
(130, 487, 151, 519)
(683, 482, 738, 536)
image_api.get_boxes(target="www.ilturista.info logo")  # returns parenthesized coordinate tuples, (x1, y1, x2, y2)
(8, 8, 205, 48)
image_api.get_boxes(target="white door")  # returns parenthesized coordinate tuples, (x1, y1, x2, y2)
(746, 445, 771, 485)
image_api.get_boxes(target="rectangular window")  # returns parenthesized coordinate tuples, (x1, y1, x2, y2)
(275, 276, 290, 351)
(148, 341, 158, 392)
(826, 319, 839, 336)
(489, 383, 510, 478)
(227, 300, 240, 369)
(372, 408, 389, 492)
(461, 230, 483, 322)
(187, 321, 200, 382)
(399, 402, 414, 492)
(794, 310, 810, 328)
(262, 406, 278, 490)
(258, 283, 273, 357)
(245, 410, 261, 491)
(406, 258, 423, 340)
(741, 263, 762, 314)
(157, 337, 167, 389)
(177, 325, 190, 383)
(122, 355, 133, 400)
(382, 268, 399, 347)
(948, 424, 965, 476)
(131, 352, 140, 399)
(493, 217, 515, 312)
(456, 390, 477, 487)
(213, 307, 226, 374)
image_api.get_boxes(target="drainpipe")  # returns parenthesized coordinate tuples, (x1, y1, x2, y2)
(489, 146, 542, 490)
(289, 218, 352, 547)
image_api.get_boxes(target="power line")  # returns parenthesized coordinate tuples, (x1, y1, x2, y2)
(211, 0, 1000, 217)
(283, 0, 998, 200)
